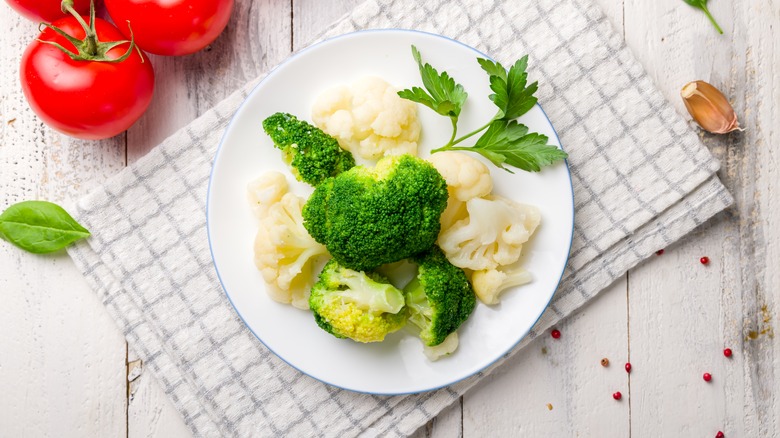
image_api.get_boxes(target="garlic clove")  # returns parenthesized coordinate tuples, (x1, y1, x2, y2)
(681, 80, 740, 134)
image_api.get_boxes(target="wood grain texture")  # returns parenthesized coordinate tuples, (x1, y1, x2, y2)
(1, 0, 778, 437)
(460, 2, 630, 436)
(463, 279, 630, 437)
(0, 5, 127, 438)
(127, 349, 191, 438)
(126, 0, 293, 161)
(625, 1, 779, 437)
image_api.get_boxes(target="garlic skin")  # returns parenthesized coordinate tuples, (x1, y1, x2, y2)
(681, 80, 740, 134)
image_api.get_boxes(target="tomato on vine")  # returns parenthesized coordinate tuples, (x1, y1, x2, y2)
(5, 0, 90, 23)
(20, 0, 154, 140)
(105, 0, 234, 56)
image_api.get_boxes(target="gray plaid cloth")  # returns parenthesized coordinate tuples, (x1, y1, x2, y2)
(67, 0, 733, 436)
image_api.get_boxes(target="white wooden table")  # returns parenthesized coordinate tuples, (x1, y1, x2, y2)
(1, 1, 777, 436)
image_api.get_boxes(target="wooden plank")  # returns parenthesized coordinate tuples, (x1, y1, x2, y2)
(126, 349, 192, 438)
(0, 6, 128, 437)
(126, 0, 293, 160)
(462, 2, 629, 437)
(463, 279, 629, 437)
(625, 0, 779, 437)
(293, 0, 360, 47)
(125, 1, 293, 436)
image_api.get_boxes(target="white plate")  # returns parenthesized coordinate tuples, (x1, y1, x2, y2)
(207, 29, 574, 394)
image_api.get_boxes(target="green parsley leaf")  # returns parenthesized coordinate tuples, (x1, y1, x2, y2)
(470, 120, 568, 172)
(405, 45, 565, 173)
(682, 0, 723, 34)
(397, 45, 468, 118)
(397, 87, 460, 118)
(483, 56, 539, 120)
(477, 58, 507, 81)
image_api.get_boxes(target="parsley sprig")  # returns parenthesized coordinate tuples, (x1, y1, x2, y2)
(682, 0, 723, 34)
(398, 46, 567, 173)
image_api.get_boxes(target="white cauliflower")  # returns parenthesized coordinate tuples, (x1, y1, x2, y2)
(438, 195, 541, 270)
(423, 332, 459, 361)
(428, 152, 493, 230)
(472, 265, 533, 305)
(311, 76, 421, 160)
(439, 200, 468, 233)
(252, 189, 327, 309)
(428, 152, 493, 202)
(247, 171, 288, 219)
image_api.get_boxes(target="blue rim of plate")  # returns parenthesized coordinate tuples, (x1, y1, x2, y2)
(206, 28, 575, 396)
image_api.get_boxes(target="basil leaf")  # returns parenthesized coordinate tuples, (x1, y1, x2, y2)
(0, 200, 90, 254)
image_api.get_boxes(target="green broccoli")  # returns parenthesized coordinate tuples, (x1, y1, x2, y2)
(309, 259, 407, 343)
(262, 112, 355, 186)
(302, 154, 448, 271)
(404, 246, 476, 346)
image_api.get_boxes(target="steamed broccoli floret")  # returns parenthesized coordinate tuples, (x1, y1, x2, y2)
(302, 154, 448, 271)
(309, 259, 407, 343)
(262, 112, 355, 186)
(404, 246, 476, 346)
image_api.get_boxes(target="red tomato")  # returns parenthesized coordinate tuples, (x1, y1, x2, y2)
(20, 16, 154, 140)
(5, 0, 91, 22)
(105, 0, 234, 56)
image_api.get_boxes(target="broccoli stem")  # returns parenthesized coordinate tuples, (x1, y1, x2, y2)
(339, 271, 405, 314)
(404, 277, 432, 332)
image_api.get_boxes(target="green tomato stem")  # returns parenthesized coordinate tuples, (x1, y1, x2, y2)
(61, 0, 97, 55)
(60, 0, 74, 13)
(40, 0, 138, 63)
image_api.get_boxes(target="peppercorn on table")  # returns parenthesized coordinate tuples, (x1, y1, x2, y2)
(1, 1, 777, 436)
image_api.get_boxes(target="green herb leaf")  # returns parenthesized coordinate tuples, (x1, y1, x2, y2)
(0, 201, 90, 254)
(397, 45, 468, 118)
(406, 45, 565, 173)
(483, 56, 539, 120)
(397, 87, 460, 119)
(682, 0, 724, 34)
(477, 58, 507, 81)
(469, 120, 568, 172)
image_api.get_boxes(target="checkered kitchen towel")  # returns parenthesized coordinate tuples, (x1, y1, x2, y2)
(67, 0, 733, 436)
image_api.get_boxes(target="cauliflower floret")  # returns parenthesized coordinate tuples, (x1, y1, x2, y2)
(439, 200, 468, 233)
(247, 171, 288, 218)
(472, 265, 533, 305)
(422, 332, 459, 361)
(438, 195, 541, 270)
(254, 192, 328, 309)
(428, 151, 493, 230)
(312, 76, 421, 160)
(428, 152, 493, 202)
